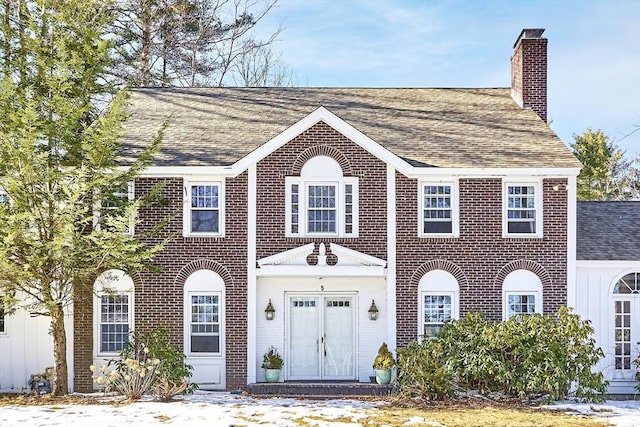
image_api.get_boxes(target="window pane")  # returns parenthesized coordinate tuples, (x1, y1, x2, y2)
(191, 210, 219, 233)
(191, 336, 219, 353)
(423, 184, 452, 234)
(307, 185, 337, 233)
(506, 185, 536, 234)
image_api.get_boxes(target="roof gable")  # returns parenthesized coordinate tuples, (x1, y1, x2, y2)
(233, 106, 413, 176)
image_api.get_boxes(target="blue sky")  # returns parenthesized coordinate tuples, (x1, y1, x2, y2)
(260, 0, 640, 157)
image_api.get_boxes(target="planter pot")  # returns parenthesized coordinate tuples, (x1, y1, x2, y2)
(265, 369, 281, 383)
(375, 369, 392, 385)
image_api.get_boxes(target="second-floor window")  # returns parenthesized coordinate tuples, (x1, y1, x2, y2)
(504, 182, 542, 237)
(286, 156, 358, 238)
(420, 182, 457, 237)
(95, 182, 134, 235)
(184, 181, 224, 237)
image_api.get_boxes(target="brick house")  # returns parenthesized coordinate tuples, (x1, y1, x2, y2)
(1, 28, 638, 394)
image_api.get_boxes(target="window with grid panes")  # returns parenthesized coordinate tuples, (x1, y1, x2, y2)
(422, 293, 453, 338)
(506, 184, 538, 235)
(422, 184, 453, 235)
(505, 294, 537, 319)
(286, 156, 358, 237)
(188, 183, 221, 235)
(99, 294, 130, 352)
(189, 293, 221, 354)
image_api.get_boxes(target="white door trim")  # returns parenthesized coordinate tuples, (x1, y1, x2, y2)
(285, 292, 358, 381)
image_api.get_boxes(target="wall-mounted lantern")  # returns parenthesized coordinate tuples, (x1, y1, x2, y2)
(368, 300, 379, 321)
(265, 299, 276, 320)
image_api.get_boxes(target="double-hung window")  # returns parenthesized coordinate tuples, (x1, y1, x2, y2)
(99, 294, 131, 353)
(188, 293, 221, 354)
(421, 293, 454, 339)
(94, 270, 134, 356)
(502, 270, 543, 320)
(96, 182, 134, 235)
(185, 181, 224, 237)
(420, 182, 457, 237)
(418, 270, 459, 339)
(504, 182, 542, 237)
(286, 156, 358, 238)
(505, 294, 537, 318)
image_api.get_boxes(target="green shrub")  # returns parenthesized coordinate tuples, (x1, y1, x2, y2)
(261, 346, 284, 370)
(91, 328, 197, 401)
(395, 338, 454, 400)
(372, 342, 395, 370)
(437, 307, 607, 402)
(395, 307, 608, 403)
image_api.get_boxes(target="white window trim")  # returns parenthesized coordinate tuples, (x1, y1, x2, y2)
(285, 176, 359, 238)
(417, 270, 460, 340)
(503, 180, 543, 238)
(93, 270, 135, 357)
(183, 270, 226, 358)
(418, 180, 459, 238)
(502, 270, 543, 320)
(503, 291, 542, 320)
(93, 182, 135, 236)
(183, 179, 225, 237)
(420, 291, 456, 339)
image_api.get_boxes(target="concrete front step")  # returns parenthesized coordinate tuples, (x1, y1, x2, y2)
(246, 382, 393, 397)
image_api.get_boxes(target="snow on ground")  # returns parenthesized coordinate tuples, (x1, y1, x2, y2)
(543, 400, 640, 427)
(0, 391, 638, 427)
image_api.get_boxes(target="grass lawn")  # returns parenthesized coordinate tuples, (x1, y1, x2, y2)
(0, 394, 612, 426)
(356, 406, 609, 427)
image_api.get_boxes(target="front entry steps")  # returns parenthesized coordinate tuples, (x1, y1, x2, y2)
(246, 382, 392, 398)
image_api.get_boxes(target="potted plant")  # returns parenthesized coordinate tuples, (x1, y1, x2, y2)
(262, 346, 284, 383)
(372, 342, 395, 385)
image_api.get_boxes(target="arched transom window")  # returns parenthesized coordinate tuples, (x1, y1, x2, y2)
(614, 272, 640, 294)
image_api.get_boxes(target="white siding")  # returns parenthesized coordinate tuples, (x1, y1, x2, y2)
(576, 261, 640, 394)
(0, 296, 73, 392)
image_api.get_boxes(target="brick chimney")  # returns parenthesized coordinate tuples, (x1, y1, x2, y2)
(511, 28, 547, 122)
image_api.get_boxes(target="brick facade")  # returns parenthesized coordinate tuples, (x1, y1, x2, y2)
(73, 123, 570, 391)
(396, 174, 568, 346)
(73, 174, 248, 392)
(255, 122, 388, 261)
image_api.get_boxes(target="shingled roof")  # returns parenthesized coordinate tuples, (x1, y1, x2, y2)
(577, 201, 640, 261)
(118, 87, 581, 170)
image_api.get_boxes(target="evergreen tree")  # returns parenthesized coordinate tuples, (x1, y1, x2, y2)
(0, 0, 165, 395)
(571, 129, 637, 200)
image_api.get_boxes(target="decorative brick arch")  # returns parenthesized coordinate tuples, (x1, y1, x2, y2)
(409, 259, 469, 289)
(493, 259, 552, 289)
(290, 145, 353, 176)
(172, 259, 234, 291)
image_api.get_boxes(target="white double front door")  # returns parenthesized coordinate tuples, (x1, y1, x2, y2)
(287, 294, 356, 380)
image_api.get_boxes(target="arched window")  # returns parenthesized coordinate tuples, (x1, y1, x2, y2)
(614, 272, 640, 294)
(183, 270, 225, 356)
(502, 269, 543, 320)
(418, 270, 459, 339)
(612, 272, 640, 374)
(93, 270, 134, 356)
(285, 156, 358, 237)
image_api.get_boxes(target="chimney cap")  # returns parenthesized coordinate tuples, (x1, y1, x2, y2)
(514, 28, 546, 47)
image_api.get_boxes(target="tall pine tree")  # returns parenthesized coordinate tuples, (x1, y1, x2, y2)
(0, 0, 165, 395)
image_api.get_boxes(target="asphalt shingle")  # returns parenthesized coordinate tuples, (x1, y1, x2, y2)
(119, 87, 581, 169)
(577, 201, 640, 261)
